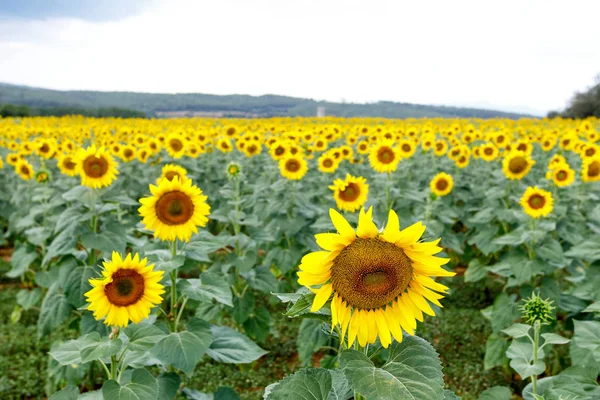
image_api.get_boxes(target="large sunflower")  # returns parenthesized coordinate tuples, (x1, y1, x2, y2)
(299, 208, 454, 348)
(369, 141, 401, 173)
(329, 174, 368, 212)
(502, 151, 535, 180)
(520, 186, 554, 219)
(15, 159, 34, 180)
(279, 155, 308, 180)
(139, 177, 210, 242)
(430, 172, 454, 196)
(582, 156, 600, 183)
(76, 145, 119, 189)
(85, 252, 165, 328)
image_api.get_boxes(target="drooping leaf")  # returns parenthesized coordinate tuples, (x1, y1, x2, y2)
(102, 368, 158, 400)
(206, 325, 267, 364)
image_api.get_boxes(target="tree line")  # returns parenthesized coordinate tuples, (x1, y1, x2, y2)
(0, 103, 146, 118)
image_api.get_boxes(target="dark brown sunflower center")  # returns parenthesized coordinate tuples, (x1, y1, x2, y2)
(104, 269, 145, 306)
(227, 128, 236, 136)
(339, 182, 360, 202)
(285, 159, 300, 172)
(247, 145, 258, 154)
(435, 178, 448, 191)
(436, 143, 443, 151)
(83, 156, 109, 178)
(164, 171, 180, 181)
(64, 159, 77, 170)
(20, 165, 30, 175)
(377, 147, 395, 164)
(402, 144, 411, 152)
(155, 191, 195, 225)
(40, 144, 50, 153)
(528, 194, 546, 209)
(556, 170, 567, 181)
(517, 144, 527, 152)
(586, 148, 596, 157)
(124, 149, 134, 158)
(484, 147, 493, 155)
(588, 161, 600, 177)
(323, 159, 333, 168)
(330, 238, 413, 310)
(508, 156, 528, 174)
(170, 139, 183, 152)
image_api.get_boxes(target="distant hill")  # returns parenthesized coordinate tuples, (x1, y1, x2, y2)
(0, 82, 533, 119)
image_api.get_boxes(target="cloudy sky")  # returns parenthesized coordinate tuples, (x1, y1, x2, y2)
(1, 0, 599, 115)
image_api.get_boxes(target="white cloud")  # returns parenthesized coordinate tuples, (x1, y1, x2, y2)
(1, 0, 599, 115)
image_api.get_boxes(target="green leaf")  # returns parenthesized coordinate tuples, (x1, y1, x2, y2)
(7, 245, 38, 278)
(341, 335, 444, 400)
(484, 333, 508, 370)
(285, 294, 316, 317)
(297, 319, 330, 366)
(478, 386, 511, 400)
(157, 372, 181, 400)
(265, 368, 351, 400)
(206, 325, 268, 364)
(464, 259, 488, 283)
(541, 333, 570, 345)
(246, 265, 278, 293)
(38, 282, 73, 338)
(49, 332, 108, 365)
(102, 368, 158, 400)
(214, 387, 241, 400)
(151, 318, 213, 376)
(124, 324, 168, 352)
(64, 265, 96, 308)
(43, 225, 79, 266)
(49, 385, 79, 400)
(488, 293, 520, 333)
(80, 335, 122, 363)
(509, 358, 545, 379)
(16, 288, 41, 310)
(232, 292, 255, 325)
(180, 270, 233, 307)
(583, 301, 600, 313)
(443, 389, 460, 400)
(81, 232, 126, 256)
(242, 306, 271, 343)
(501, 323, 531, 339)
(570, 320, 600, 369)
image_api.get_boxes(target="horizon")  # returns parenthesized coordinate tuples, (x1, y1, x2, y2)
(1, 1, 600, 117)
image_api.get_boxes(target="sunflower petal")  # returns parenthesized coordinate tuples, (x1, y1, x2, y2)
(311, 284, 333, 312)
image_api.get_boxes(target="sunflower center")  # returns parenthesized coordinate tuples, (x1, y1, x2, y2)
(323, 159, 333, 168)
(435, 178, 448, 191)
(586, 148, 596, 157)
(124, 149, 134, 158)
(588, 161, 600, 177)
(104, 269, 145, 306)
(330, 238, 413, 310)
(83, 155, 109, 178)
(164, 171, 180, 181)
(155, 191, 195, 225)
(508, 156, 528, 174)
(40, 144, 50, 153)
(339, 182, 360, 202)
(556, 170, 567, 181)
(402, 144, 411, 152)
(285, 159, 300, 172)
(517, 144, 527, 152)
(275, 146, 285, 155)
(528, 194, 546, 209)
(170, 139, 183, 152)
(20, 165, 30, 174)
(484, 148, 493, 155)
(64, 159, 77, 170)
(377, 147, 395, 164)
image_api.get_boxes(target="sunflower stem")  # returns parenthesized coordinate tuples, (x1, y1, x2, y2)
(385, 172, 392, 213)
(98, 359, 111, 380)
(174, 296, 188, 332)
(170, 240, 178, 331)
(532, 321, 540, 396)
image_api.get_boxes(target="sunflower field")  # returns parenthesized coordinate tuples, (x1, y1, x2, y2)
(0, 116, 599, 400)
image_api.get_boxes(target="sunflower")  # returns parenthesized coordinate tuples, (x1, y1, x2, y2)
(76, 145, 119, 189)
(242, 140, 262, 157)
(227, 162, 241, 178)
(121, 145, 137, 162)
(369, 141, 401, 173)
(329, 174, 368, 212)
(502, 151, 535, 180)
(550, 164, 575, 187)
(15, 159, 34, 180)
(85, 252, 165, 328)
(318, 152, 339, 173)
(298, 208, 454, 348)
(269, 140, 288, 160)
(35, 170, 50, 183)
(433, 140, 448, 156)
(279, 155, 308, 180)
(57, 154, 79, 176)
(398, 140, 416, 158)
(6, 153, 21, 166)
(520, 186, 554, 219)
(430, 172, 454, 196)
(157, 164, 189, 185)
(139, 177, 210, 242)
(36, 139, 56, 159)
(165, 133, 187, 158)
(216, 138, 233, 153)
(480, 143, 499, 162)
(0, 156, 3, 169)
(582, 156, 600, 183)
(455, 154, 470, 169)
(356, 140, 370, 155)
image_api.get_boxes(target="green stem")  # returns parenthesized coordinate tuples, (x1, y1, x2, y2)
(170, 240, 178, 331)
(532, 321, 540, 396)
(385, 172, 392, 212)
(174, 296, 188, 332)
(98, 359, 111, 379)
(110, 355, 117, 380)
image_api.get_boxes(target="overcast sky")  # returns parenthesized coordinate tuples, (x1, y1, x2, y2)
(1, 0, 599, 116)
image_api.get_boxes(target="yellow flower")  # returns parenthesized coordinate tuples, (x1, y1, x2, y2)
(433, 140, 448, 156)
(139, 177, 210, 242)
(157, 164, 189, 185)
(430, 172, 454, 196)
(582, 156, 600, 183)
(269, 140, 288, 160)
(398, 140, 416, 158)
(279, 155, 308, 180)
(480, 143, 499, 162)
(216, 138, 233, 153)
(520, 186, 554, 219)
(85, 252, 165, 328)
(76, 145, 119, 189)
(318, 152, 339, 173)
(502, 151, 535, 180)
(15, 159, 34, 180)
(298, 208, 454, 348)
(329, 174, 368, 212)
(165, 133, 187, 158)
(356, 140, 370, 155)
(120, 145, 137, 162)
(57, 154, 79, 176)
(551, 164, 575, 187)
(369, 141, 401, 173)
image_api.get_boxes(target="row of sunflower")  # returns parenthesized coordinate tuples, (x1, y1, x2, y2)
(0, 115, 599, 399)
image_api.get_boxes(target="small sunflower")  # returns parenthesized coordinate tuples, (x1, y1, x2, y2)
(520, 186, 554, 219)
(165, 133, 187, 158)
(279, 155, 308, 180)
(356, 140, 370, 155)
(582, 156, 600, 182)
(227, 162, 242, 178)
(216, 138, 233, 153)
(298, 208, 454, 348)
(139, 177, 210, 242)
(398, 140, 416, 159)
(35, 170, 50, 183)
(433, 140, 448, 156)
(157, 164, 189, 185)
(15, 159, 34, 180)
(430, 172, 454, 197)
(502, 151, 535, 180)
(120, 145, 137, 162)
(85, 252, 165, 328)
(369, 141, 401, 173)
(329, 174, 368, 212)
(76, 145, 119, 189)
(551, 164, 575, 187)
(57, 154, 79, 177)
(318, 152, 339, 173)
(480, 143, 499, 162)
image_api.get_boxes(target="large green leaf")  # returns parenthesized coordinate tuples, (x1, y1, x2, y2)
(341, 335, 444, 400)
(484, 333, 508, 370)
(179, 270, 233, 307)
(81, 232, 126, 256)
(16, 288, 41, 310)
(157, 372, 181, 400)
(49, 385, 79, 400)
(297, 319, 330, 366)
(265, 368, 351, 400)
(102, 368, 158, 400)
(7, 245, 38, 278)
(38, 282, 74, 338)
(478, 386, 511, 400)
(124, 324, 168, 352)
(64, 265, 96, 308)
(79, 334, 122, 363)
(206, 325, 267, 364)
(151, 318, 213, 375)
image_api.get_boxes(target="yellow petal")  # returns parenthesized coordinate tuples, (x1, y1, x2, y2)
(367, 310, 378, 344)
(384, 306, 404, 343)
(329, 209, 355, 242)
(311, 284, 333, 312)
(375, 309, 392, 348)
(380, 209, 401, 243)
(348, 310, 360, 347)
(330, 294, 339, 332)
(357, 207, 378, 239)
(407, 289, 436, 316)
(315, 233, 348, 251)
(395, 221, 426, 248)
(357, 309, 369, 347)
